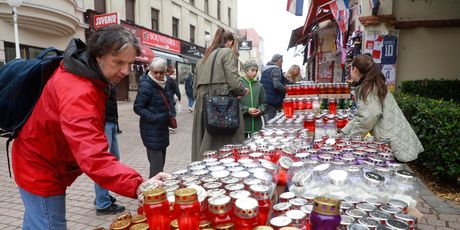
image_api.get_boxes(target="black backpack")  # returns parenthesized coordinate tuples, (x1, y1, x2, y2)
(0, 47, 63, 176)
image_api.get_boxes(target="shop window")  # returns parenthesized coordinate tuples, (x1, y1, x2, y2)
(172, 17, 179, 37)
(4, 42, 44, 62)
(228, 7, 231, 26)
(151, 8, 159, 31)
(190, 25, 196, 44)
(94, 0, 106, 13)
(204, 0, 209, 14)
(125, 0, 135, 22)
(217, 0, 221, 20)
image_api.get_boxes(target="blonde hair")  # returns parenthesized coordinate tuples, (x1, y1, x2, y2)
(286, 64, 301, 82)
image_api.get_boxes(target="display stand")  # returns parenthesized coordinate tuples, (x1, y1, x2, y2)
(286, 94, 350, 99)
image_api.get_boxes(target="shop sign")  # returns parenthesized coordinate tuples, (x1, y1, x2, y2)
(181, 43, 204, 59)
(238, 41, 252, 51)
(93, 12, 118, 29)
(141, 29, 181, 54)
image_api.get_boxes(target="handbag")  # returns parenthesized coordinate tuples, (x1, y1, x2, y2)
(204, 49, 240, 135)
(160, 90, 178, 129)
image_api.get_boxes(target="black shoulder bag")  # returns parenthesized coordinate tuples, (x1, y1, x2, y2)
(204, 49, 240, 135)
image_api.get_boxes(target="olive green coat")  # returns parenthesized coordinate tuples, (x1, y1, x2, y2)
(342, 86, 424, 162)
(191, 48, 246, 161)
(240, 76, 267, 134)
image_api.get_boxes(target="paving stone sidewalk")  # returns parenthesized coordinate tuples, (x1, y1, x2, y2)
(0, 91, 458, 229)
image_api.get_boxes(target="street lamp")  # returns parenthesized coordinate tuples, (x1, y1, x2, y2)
(7, 0, 23, 59)
(204, 33, 211, 49)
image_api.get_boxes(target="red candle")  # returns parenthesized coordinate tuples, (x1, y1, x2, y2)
(174, 188, 201, 230)
(328, 98, 337, 115)
(208, 195, 233, 226)
(234, 197, 259, 230)
(143, 187, 170, 230)
(250, 184, 272, 226)
(283, 98, 294, 118)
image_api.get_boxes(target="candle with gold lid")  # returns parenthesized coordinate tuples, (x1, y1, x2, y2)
(234, 197, 259, 230)
(253, 226, 274, 230)
(199, 219, 212, 229)
(310, 197, 341, 230)
(131, 215, 147, 225)
(174, 188, 201, 230)
(110, 219, 131, 230)
(143, 187, 170, 230)
(128, 223, 149, 230)
(214, 222, 234, 230)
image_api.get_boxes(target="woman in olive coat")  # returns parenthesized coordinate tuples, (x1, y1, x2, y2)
(191, 28, 248, 161)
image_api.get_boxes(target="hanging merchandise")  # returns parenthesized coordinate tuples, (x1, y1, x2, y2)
(381, 64, 396, 92)
(381, 35, 398, 65)
(364, 34, 383, 63)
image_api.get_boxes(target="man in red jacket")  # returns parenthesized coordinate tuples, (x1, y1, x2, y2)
(12, 25, 168, 229)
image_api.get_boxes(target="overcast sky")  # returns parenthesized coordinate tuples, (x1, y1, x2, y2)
(237, 0, 308, 70)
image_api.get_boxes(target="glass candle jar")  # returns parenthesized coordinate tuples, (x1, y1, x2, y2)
(250, 184, 272, 225)
(143, 187, 171, 230)
(328, 98, 337, 114)
(208, 195, 233, 226)
(234, 197, 259, 230)
(310, 197, 341, 230)
(174, 188, 201, 230)
(283, 98, 294, 118)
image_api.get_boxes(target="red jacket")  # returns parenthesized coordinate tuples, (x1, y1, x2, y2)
(12, 63, 143, 198)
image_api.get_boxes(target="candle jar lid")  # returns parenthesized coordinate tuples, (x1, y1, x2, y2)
(307, 149, 319, 155)
(202, 181, 223, 190)
(368, 156, 386, 167)
(380, 204, 401, 215)
(292, 170, 313, 186)
(113, 212, 132, 222)
(358, 217, 379, 228)
(376, 225, 392, 230)
(110, 219, 131, 230)
(250, 184, 270, 200)
(356, 203, 376, 212)
(234, 197, 259, 218)
(215, 222, 234, 230)
(164, 179, 181, 187)
(378, 151, 394, 160)
(224, 162, 240, 168)
(340, 202, 353, 210)
(208, 195, 231, 214)
(249, 152, 264, 160)
(248, 167, 267, 175)
(295, 152, 310, 161)
(279, 191, 296, 200)
(203, 157, 218, 163)
(365, 196, 382, 207)
(342, 148, 355, 154)
(286, 209, 306, 223)
(208, 165, 226, 172)
(188, 160, 204, 168)
(386, 219, 409, 230)
(129, 223, 149, 230)
(242, 162, 259, 169)
(203, 150, 218, 158)
(238, 158, 254, 164)
(369, 210, 392, 221)
(340, 215, 355, 226)
(189, 164, 206, 171)
(300, 204, 313, 214)
(201, 175, 219, 183)
(394, 213, 417, 226)
(347, 223, 370, 230)
(225, 183, 244, 192)
(172, 169, 189, 178)
(227, 166, 245, 173)
(318, 153, 334, 163)
(206, 161, 221, 167)
(312, 197, 341, 215)
(345, 208, 367, 219)
(313, 163, 331, 176)
(273, 202, 292, 214)
(191, 169, 209, 177)
(328, 169, 349, 185)
(182, 175, 199, 183)
(254, 171, 273, 184)
(221, 177, 240, 185)
(343, 195, 362, 204)
(386, 162, 405, 171)
(231, 170, 251, 179)
(388, 198, 408, 210)
(144, 187, 167, 204)
(395, 170, 416, 183)
(207, 188, 226, 198)
(210, 170, 230, 179)
(363, 172, 385, 187)
(278, 156, 294, 170)
(270, 216, 292, 227)
(229, 190, 251, 201)
(174, 188, 198, 204)
(254, 226, 274, 230)
(131, 215, 147, 224)
(244, 178, 262, 187)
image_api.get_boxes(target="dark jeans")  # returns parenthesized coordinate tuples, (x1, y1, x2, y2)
(146, 147, 167, 178)
(263, 105, 281, 122)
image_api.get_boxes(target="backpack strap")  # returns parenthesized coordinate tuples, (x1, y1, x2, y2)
(6, 136, 13, 178)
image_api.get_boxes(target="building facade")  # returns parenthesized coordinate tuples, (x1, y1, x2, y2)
(237, 28, 264, 76)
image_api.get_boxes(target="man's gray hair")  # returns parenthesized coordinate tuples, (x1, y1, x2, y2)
(148, 57, 168, 71)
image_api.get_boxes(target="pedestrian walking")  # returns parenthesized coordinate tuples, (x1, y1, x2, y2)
(260, 54, 287, 122)
(185, 71, 194, 112)
(134, 57, 175, 178)
(191, 28, 248, 161)
(11, 25, 168, 229)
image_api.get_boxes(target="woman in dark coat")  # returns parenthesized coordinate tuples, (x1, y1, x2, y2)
(191, 28, 248, 161)
(134, 57, 175, 178)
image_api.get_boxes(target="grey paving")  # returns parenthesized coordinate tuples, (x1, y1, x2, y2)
(0, 89, 458, 229)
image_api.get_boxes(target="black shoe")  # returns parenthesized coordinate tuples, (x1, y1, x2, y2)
(93, 195, 117, 206)
(96, 203, 125, 216)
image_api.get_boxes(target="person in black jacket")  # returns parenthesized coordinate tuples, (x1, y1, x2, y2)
(184, 72, 194, 112)
(134, 57, 174, 178)
(166, 67, 181, 117)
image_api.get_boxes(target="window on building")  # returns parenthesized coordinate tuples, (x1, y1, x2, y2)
(151, 8, 159, 31)
(217, 0, 221, 20)
(125, 0, 135, 22)
(94, 0, 106, 13)
(190, 25, 196, 44)
(190, 0, 195, 6)
(172, 17, 179, 37)
(228, 7, 231, 26)
(4, 42, 44, 62)
(204, 0, 209, 13)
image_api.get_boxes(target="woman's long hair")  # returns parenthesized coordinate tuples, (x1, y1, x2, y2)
(203, 28, 235, 61)
(352, 55, 387, 105)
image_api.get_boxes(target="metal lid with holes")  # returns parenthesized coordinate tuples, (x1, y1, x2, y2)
(221, 177, 240, 185)
(208, 165, 226, 172)
(183, 180, 200, 187)
(340, 202, 353, 210)
(174, 188, 198, 204)
(363, 172, 385, 187)
(249, 152, 264, 160)
(225, 183, 244, 192)
(219, 157, 235, 164)
(345, 209, 367, 219)
(206, 161, 221, 167)
(340, 215, 355, 226)
(369, 210, 392, 221)
(238, 158, 253, 164)
(380, 204, 401, 215)
(208, 195, 231, 214)
(305, 159, 319, 167)
(227, 166, 245, 173)
(312, 197, 341, 215)
(318, 154, 334, 163)
(203, 150, 218, 158)
(188, 161, 204, 168)
(386, 162, 405, 171)
(270, 216, 292, 227)
(278, 156, 294, 170)
(189, 165, 206, 172)
(395, 170, 416, 183)
(286, 210, 306, 223)
(365, 197, 382, 207)
(356, 203, 376, 212)
(343, 196, 362, 204)
(210, 170, 230, 179)
(388, 198, 408, 210)
(206, 188, 226, 198)
(378, 152, 394, 160)
(243, 178, 262, 187)
(191, 169, 209, 177)
(374, 166, 391, 176)
(300, 204, 313, 214)
(358, 217, 379, 228)
(254, 171, 273, 184)
(279, 192, 296, 200)
(272, 202, 292, 214)
(342, 155, 357, 164)
(386, 219, 409, 230)
(164, 179, 181, 187)
(202, 182, 222, 190)
(328, 169, 349, 185)
(229, 190, 251, 201)
(347, 223, 370, 230)
(231, 170, 251, 179)
(203, 157, 218, 163)
(292, 170, 313, 186)
(394, 213, 417, 226)
(376, 224, 392, 230)
(289, 198, 309, 207)
(182, 175, 199, 183)
(171, 169, 189, 177)
(295, 152, 310, 161)
(143, 187, 167, 204)
(224, 162, 240, 168)
(248, 167, 267, 174)
(234, 197, 259, 219)
(214, 222, 234, 230)
(201, 175, 218, 183)
(368, 156, 386, 167)
(242, 162, 259, 169)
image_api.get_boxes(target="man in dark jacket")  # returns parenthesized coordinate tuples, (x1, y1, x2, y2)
(260, 54, 287, 121)
(184, 72, 194, 112)
(134, 57, 174, 178)
(93, 86, 124, 214)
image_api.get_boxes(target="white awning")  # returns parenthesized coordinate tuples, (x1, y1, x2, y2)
(152, 50, 184, 62)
